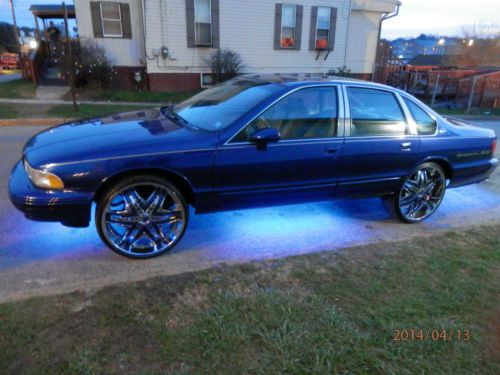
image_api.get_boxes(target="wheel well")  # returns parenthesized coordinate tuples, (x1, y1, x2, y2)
(93, 168, 196, 207)
(428, 159, 453, 180)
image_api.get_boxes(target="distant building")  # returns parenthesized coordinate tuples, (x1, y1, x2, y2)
(389, 34, 461, 64)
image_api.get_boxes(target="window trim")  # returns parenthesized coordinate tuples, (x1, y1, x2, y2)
(225, 84, 344, 145)
(194, 0, 213, 46)
(400, 95, 439, 136)
(280, 4, 297, 49)
(343, 85, 416, 138)
(100, 2, 123, 38)
(315, 6, 331, 49)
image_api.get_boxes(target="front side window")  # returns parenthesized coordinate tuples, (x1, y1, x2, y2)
(403, 97, 437, 135)
(347, 87, 407, 136)
(100, 2, 122, 37)
(233, 87, 338, 142)
(195, 0, 212, 45)
(316, 7, 331, 49)
(281, 4, 297, 48)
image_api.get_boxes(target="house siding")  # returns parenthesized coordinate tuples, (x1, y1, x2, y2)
(74, 0, 145, 67)
(345, 10, 381, 75)
(145, 0, 360, 76)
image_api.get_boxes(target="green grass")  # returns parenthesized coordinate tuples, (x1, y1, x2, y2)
(72, 88, 201, 103)
(48, 104, 158, 119)
(0, 79, 36, 99)
(435, 107, 500, 116)
(0, 103, 17, 118)
(0, 226, 499, 374)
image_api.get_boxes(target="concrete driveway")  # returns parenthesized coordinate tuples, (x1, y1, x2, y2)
(0, 121, 499, 303)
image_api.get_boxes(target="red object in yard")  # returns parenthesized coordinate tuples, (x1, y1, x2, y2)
(0, 53, 20, 70)
(316, 39, 328, 49)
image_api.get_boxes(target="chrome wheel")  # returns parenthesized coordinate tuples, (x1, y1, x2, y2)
(98, 179, 187, 257)
(397, 164, 446, 222)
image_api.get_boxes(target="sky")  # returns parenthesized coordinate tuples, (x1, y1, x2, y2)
(0, 0, 498, 40)
(381, 0, 500, 39)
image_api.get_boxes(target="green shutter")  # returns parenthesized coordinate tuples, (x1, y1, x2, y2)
(90, 1, 103, 38)
(121, 3, 132, 39)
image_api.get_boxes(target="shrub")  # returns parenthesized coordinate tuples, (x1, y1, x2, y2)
(205, 49, 244, 83)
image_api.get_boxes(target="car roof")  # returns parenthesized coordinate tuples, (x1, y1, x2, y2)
(235, 73, 400, 92)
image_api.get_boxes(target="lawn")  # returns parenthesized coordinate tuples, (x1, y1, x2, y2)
(0, 79, 36, 99)
(48, 103, 158, 119)
(0, 226, 499, 374)
(69, 87, 201, 104)
(434, 107, 500, 116)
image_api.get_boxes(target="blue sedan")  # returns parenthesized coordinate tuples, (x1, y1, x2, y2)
(9, 75, 498, 258)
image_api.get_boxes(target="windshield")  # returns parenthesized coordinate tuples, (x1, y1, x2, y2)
(172, 78, 284, 131)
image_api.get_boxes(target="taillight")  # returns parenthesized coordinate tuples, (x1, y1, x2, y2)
(492, 139, 497, 155)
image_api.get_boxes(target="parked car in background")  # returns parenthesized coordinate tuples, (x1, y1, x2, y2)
(9, 75, 497, 258)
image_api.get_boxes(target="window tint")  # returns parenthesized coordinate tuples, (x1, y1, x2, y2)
(347, 87, 406, 136)
(281, 4, 297, 48)
(195, 0, 212, 45)
(233, 87, 338, 142)
(403, 97, 437, 135)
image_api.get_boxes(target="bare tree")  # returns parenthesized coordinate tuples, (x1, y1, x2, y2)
(450, 21, 500, 67)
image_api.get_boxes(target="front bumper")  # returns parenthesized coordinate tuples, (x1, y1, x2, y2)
(8, 160, 93, 227)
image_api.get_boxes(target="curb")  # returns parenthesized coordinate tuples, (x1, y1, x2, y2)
(0, 118, 75, 126)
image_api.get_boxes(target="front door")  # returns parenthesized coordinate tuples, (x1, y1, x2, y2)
(214, 85, 344, 210)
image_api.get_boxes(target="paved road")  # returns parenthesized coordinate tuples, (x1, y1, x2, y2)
(0, 122, 499, 302)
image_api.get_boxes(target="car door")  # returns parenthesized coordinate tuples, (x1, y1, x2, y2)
(214, 85, 345, 210)
(338, 85, 421, 197)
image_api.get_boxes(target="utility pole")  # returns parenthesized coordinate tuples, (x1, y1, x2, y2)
(9, 0, 21, 52)
(63, 2, 78, 111)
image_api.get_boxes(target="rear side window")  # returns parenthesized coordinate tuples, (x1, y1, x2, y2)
(403, 97, 437, 135)
(347, 87, 406, 136)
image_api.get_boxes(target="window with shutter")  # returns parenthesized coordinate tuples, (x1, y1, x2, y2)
(100, 2, 123, 37)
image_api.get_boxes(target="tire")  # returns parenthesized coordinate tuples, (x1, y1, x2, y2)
(96, 175, 189, 258)
(383, 162, 446, 223)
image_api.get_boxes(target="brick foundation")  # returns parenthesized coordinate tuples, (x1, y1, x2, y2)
(148, 73, 201, 92)
(113, 66, 149, 90)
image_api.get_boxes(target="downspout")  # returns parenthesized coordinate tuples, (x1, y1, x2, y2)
(372, 1, 401, 81)
(342, 0, 353, 68)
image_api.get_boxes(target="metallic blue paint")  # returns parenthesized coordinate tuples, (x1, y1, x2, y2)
(8, 78, 498, 230)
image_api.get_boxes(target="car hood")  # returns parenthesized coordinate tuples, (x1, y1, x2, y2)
(24, 108, 215, 168)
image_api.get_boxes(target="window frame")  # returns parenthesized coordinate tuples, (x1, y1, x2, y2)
(315, 6, 331, 49)
(401, 95, 439, 136)
(342, 85, 417, 138)
(100, 2, 123, 38)
(226, 84, 343, 145)
(280, 4, 297, 49)
(194, 0, 213, 46)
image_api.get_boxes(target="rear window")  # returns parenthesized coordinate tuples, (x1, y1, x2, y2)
(403, 97, 437, 135)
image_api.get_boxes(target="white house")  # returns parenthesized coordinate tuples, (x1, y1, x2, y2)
(73, 0, 399, 91)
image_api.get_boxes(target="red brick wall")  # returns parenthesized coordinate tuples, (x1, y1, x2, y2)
(113, 66, 148, 91)
(148, 73, 201, 92)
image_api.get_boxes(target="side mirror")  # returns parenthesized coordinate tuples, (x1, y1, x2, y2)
(249, 127, 280, 146)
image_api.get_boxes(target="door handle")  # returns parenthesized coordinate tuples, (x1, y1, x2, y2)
(325, 145, 339, 154)
(401, 142, 412, 151)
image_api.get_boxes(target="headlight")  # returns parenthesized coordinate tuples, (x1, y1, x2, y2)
(24, 159, 64, 190)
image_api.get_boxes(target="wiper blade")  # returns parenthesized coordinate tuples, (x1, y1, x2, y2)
(161, 105, 188, 127)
